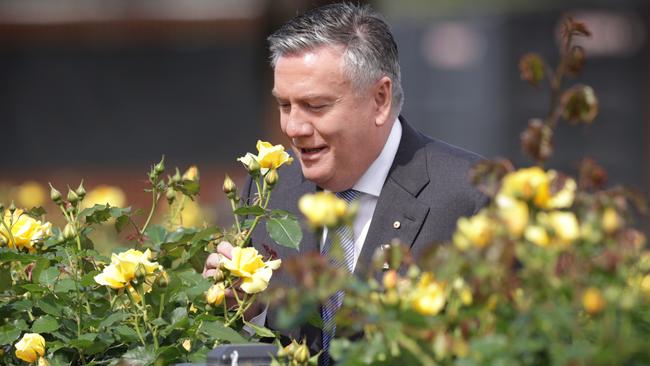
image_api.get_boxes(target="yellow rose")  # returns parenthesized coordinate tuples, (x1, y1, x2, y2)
(582, 287, 605, 315)
(0, 209, 52, 253)
(182, 339, 192, 352)
(524, 225, 550, 247)
(94, 249, 161, 289)
(496, 196, 529, 237)
(298, 191, 349, 228)
(452, 209, 493, 250)
(410, 273, 446, 316)
(601, 207, 621, 234)
(182, 166, 200, 181)
(237, 152, 260, 173)
(255, 140, 293, 170)
(222, 247, 281, 294)
(205, 283, 226, 305)
(545, 211, 580, 245)
(83, 185, 126, 208)
(15, 333, 45, 363)
(16, 181, 47, 208)
(498, 167, 550, 206)
(545, 171, 576, 209)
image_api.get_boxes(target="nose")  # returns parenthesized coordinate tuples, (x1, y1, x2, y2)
(283, 108, 313, 138)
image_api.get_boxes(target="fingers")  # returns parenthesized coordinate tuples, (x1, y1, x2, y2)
(216, 241, 234, 258)
(203, 268, 217, 279)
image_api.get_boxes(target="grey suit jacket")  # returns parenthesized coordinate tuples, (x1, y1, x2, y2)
(245, 117, 487, 350)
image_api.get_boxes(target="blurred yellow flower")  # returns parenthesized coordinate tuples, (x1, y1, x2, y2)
(601, 207, 621, 234)
(182, 166, 199, 181)
(496, 196, 529, 237)
(410, 273, 446, 316)
(0, 209, 52, 253)
(83, 185, 126, 208)
(582, 287, 605, 315)
(298, 191, 349, 228)
(179, 199, 203, 227)
(182, 339, 192, 352)
(452, 209, 493, 250)
(256, 140, 293, 170)
(524, 225, 550, 247)
(640, 275, 650, 297)
(16, 181, 46, 208)
(545, 211, 580, 245)
(38, 356, 50, 366)
(498, 167, 575, 210)
(94, 249, 161, 289)
(205, 283, 226, 305)
(222, 247, 281, 294)
(15, 333, 45, 363)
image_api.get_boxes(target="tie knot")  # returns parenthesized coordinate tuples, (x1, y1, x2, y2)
(336, 189, 359, 203)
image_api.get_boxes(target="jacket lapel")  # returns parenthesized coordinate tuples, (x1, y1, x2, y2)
(354, 118, 431, 275)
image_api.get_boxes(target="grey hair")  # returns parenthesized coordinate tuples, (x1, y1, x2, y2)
(268, 2, 404, 116)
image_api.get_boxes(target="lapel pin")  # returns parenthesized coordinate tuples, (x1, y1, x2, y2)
(393, 221, 401, 229)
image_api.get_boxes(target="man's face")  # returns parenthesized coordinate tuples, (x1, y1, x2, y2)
(272, 45, 388, 192)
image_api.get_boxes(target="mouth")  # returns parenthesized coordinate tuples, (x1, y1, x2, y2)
(298, 146, 328, 160)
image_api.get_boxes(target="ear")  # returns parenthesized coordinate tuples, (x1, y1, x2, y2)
(373, 76, 393, 127)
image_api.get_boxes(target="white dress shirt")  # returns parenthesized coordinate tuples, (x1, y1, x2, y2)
(322, 118, 402, 272)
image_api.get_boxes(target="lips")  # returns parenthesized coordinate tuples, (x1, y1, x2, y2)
(298, 145, 328, 160)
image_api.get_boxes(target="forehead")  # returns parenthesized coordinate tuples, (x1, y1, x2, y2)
(272, 45, 351, 98)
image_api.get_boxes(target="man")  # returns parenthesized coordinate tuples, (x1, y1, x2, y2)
(204, 1, 487, 358)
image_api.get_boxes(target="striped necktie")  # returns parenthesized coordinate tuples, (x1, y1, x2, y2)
(320, 189, 359, 365)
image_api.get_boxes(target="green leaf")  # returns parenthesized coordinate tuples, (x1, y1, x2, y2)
(234, 205, 266, 216)
(12, 300, 33, 312)
(114, 325, 140, 343)
(146, 225, 168, 246)
(99, 313, 129, 330)
(121, 346, 156, 366)
(54, 278, 76, 293)
(190, 226, 221, 243)
(266, 216, 302, 250)
(37, 297, 62, 316)
(21, 284, 48, 293)
(180, 180, 200, 196)
(0, 248, 39, 263)
(79, 204, 112, 225)
(0, 268, 12, 291)
(32, 315, 60, 332)
(244, 321, 275, 338)
(24, 206, 47, 218)
(0, 325, 21, 345)
(200, 320, 249, 343)
(115, 215, 130, 233)
(38, 267, 60, 286)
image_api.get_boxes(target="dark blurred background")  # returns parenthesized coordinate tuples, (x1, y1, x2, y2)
(0, 0, 647, 228)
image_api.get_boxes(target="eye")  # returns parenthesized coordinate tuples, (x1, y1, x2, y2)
(278, 103, 291, 113)
(307, 103, 327, 112)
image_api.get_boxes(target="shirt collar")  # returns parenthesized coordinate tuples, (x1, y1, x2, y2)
(353, 118, 402, 197)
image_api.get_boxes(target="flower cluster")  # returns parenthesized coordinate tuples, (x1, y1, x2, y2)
(94, 249, 162, 290)
(0, 209, 52, 253)
(298, 191, 356, 228)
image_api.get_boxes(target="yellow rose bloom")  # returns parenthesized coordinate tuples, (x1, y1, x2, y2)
(410, 273, 446, 316)
(16, 181, 47, 208)
(524, 225, 550, 247)
(182, 166, 200, 181)
(15, 333, 45, 363)
(255, 140, 293, 170)
(222, 247, 281, 294)
(182, 339, 192, 352)
(0, 209, 52, 253)
(498, 167, 575, 210)
(452, 209, 493, 250)
(298, 191, 349, 228)
(601, 207, 621, 234)
(582, 287, 605, 315)
(496, 196, 529, 238)
(83, 185, 126, 208)
(545, 171, 576, 209)
(546, 211, 580, 245)
(94, 249, 161, 289)
(205, 283, 226, 305)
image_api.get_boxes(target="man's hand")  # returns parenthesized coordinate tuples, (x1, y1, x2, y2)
(202, 241, 264, 321)
(202, 241, 233, 279)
